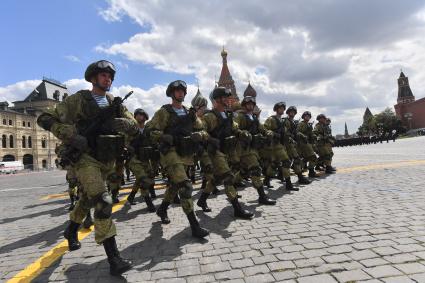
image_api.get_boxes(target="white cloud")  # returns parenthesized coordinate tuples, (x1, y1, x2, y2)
(64, 55, 81, 62)
(94, 0, 425, 134)
(0, 80, 41, 105)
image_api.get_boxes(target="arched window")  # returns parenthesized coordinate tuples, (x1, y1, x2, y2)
(22, 136, 26, 148)
(9, 135, 14, 148)
(2, 119, 6, 125)
(23, 121, 26, 127)
(27, 122, 31, 127)
(1, 135, 6, 148)
(8, 119, 12, 126)
(28, 136, 32, 148)
(41, 137, 47, 148)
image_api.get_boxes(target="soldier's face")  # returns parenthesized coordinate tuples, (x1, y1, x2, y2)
(288, 111, 295, 118)
(135, 114, 146, 124)
(303, 115, 311, 122)
(276, 107, 285, 115)
(94, 72, 112, 90)
(173, 89, 185, 102)
(319, 117, 326, 124)
(245, 102, 255, 112)
(218, 97, 229, 108)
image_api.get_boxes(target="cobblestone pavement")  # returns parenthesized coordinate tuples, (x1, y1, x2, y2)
(1, 136, 425, 283)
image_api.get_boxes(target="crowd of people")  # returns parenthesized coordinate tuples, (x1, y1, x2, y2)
(37, 60, 337, 276)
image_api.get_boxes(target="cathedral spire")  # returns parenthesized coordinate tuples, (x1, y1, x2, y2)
(218, 47, 239, 105)
(397, 70, 415, 104)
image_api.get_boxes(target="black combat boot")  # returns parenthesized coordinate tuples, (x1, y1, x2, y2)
(297, 174, 311, 184)
(149, 185, 156, 199)
(257, 187, 276, 205)
(126, 191, 137, 205)
(103, 236, 133, 276)
(212, 186, 220, 195)
(186, 211, 209, 238)
(156, 201, 171, 224)
(68, 194, 75, 211)
(83, 211, 94, 229)
(263, 177, 273, 188)
(64, 221, 81, 251)
(325, 165, 335, 174)
(230, 198, 253, 219)
(315, 165, 325, 171)
(196, 192, 211, 212)
(111, 189, 120, 204)
(308, 168, 319, 178)
(285, 177, 298, 191)
(144, 195, 156, 212)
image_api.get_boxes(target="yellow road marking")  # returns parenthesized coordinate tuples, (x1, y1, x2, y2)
(40, 183, 167, 200)
(7, 198, 128, 283)
(337, 160, 425, 173)
(9, 159, 425, 282)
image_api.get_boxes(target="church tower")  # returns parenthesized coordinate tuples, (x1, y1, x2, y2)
(397, 71, 415, 104)
(218, 47, 239, 107)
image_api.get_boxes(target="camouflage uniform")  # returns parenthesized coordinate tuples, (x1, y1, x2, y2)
(297, 113, 319, 178)
(234, 96, 276, 205)
(314, 115, 336, 174)
(146, 80, 209, 238)
(263, 114, 296, 190)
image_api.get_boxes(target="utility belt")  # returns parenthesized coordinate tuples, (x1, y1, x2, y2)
(251, 134, 268, 149)
(94, 135, 125, 163)
(220, 136, 237, 154)
(175, 136, 197, 157)
(137, 146, 160, 162)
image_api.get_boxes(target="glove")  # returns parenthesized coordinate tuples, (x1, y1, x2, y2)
(160, 134, 174, 145)
(239, 131, 252, 143)
(69, 134, 88, 151)
(191, 132, 203, 143)
(111, 118, 138, 135)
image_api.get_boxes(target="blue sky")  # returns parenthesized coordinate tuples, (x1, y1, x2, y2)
(0, 0, 194, 88)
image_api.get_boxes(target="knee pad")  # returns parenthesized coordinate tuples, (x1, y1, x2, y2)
(282, 159, 292, 168)
(107, 172, 121, 183)
(178, 180, 193, 199)
(249, 166, 262, 177)
(94, 192, 113, 219)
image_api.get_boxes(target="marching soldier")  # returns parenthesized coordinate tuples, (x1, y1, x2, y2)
(125, 108, 157, 212)
(37, 60, 135, 275)
(263, 102, 297, 191)
(235, 96, 276, 205)
(197, 87, 254, 218)
(314, 114, 336, 174)
(147, 80, 209, 238)
(297, 111, 319, 178)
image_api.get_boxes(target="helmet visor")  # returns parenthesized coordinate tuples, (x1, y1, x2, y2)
(97, 60, 116, 72)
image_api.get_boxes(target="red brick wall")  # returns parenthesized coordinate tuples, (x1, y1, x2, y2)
(394, 97, 425, 129)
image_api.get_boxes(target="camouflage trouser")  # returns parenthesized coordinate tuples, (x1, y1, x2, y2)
(284, 142, 303, 175)
(128, 156, 155, 197)
(298, 142, 317, 169)
(260, 143, 291, 179)
(203, 150, 238, 200)
(316, 143, 333, 166)
(70, 153, 117, 244)
(228, 145, 242, 184)
(66, 167, 79, 197)
(160, 148, 194, 214)
(107, 159, 124, 195)
(239, 146, 263, 189)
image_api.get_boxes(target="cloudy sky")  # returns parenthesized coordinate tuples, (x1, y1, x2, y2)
(1, 0, 425, 134)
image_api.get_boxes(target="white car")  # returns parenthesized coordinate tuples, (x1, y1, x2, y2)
(0, 161, 24, 174)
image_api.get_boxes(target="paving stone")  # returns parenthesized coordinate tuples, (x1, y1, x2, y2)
(394, 262, 425, 274)
(332, 269, 372, 282)
(364, 265, 404, 278)
(297, 274, 338, 283)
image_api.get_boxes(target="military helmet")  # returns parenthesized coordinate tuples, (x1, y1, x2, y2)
(84, 60, 116, 82)
(241, 96, 256, 106)
(301, 111, 312, 119)
(316, 113, 326, 121)
(192, 95, 208, 108)
(273, 101, 286, 112)
(286, 106, 297, 114)
(211, 87, 231, 100)
(166, 80, 187, 97)
(134, 108, 149, 120)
